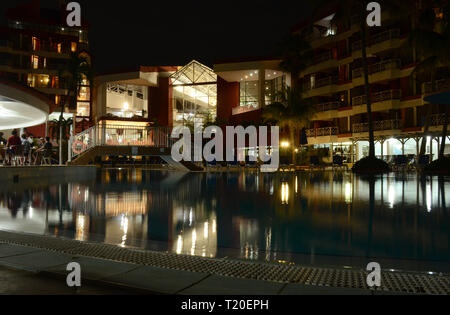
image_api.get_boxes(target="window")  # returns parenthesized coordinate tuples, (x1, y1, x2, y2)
(55, 95, 60, 105)
(57, 43, 62, 53)
(77, 102, 90, 117)
(240, 81, 259, 108)
(31, 55, 39, 69)
(32, 37, 40, 51)
(265, 75, 286, 106)
(71, 42, 77, 52)
(106, 84, 148, 119)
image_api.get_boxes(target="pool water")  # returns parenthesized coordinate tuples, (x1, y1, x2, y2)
(0, 169, 449, 272)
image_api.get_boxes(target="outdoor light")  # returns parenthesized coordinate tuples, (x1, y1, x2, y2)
(123, 102, 129, 110)
(281, 141, 290, 148)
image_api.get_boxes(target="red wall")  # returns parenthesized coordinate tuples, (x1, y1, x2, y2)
(217, 77, 239, 123)
(149, 77, 173, 127)
(27, 123, 46, 138)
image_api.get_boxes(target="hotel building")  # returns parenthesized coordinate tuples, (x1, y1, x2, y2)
(0, 0, 91, 136)
(295, 9, 449, 162)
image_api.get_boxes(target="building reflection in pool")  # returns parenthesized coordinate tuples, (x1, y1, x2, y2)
(0, 169, 448, 268)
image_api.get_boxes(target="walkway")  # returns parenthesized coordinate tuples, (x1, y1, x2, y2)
(1, 231, 448, 295)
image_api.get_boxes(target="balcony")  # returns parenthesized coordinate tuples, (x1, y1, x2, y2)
(353, 119, 402, 133)
(306, 127, 339, 138)
(431, 114, 449, 127)
(352, 29, 401, 53)
(304, 76, 339, 91)
(352, 90, 402, 106)
(313, 51, 333, 65)
(315, 102, 341, 113)
(353, 60, 401, 79)
(423, 79, 450, 95)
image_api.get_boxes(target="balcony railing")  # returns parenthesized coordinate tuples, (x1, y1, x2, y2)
(353, 119, 402, 133)
(352, 29, 401, 52)
(304, 76, 339, 91)
(423, 79, 450, 94)
(352, 89, 402, 106)
(313, 51, 333, 65)
(315, 102, 341, 113)
(431, 114, 449, 127)
(306, 127, 339, 138)
(353, 60, 401, 79)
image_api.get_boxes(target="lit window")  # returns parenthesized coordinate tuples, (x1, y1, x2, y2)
(55, 95, 60, 105)
(32, 37, 38, 51)
(71, 42, 77, 52)
(31, 55, 39, 69)
(57, 43, 62, 53)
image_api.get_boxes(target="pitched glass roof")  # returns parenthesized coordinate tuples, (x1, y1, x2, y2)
(170, 60, 217, 86)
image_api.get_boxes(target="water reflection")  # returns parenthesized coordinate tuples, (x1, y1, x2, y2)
(0, 170, 449, 269)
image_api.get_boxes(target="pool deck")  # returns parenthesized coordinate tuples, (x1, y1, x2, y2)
(0, 165, 97, 183)
(0, 231, 447, 295)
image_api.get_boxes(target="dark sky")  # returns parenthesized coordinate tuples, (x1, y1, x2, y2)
(1, 0, 315, 72)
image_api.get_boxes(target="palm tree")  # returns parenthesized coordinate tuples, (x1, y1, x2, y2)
(57, 52, 94, 164)
(262, 86, 316, 164)
(48, 118, 74, 142)
(322, 0, 378, 159)
(278, 33, 314, 89)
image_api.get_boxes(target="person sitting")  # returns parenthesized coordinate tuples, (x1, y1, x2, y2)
(6, 130, 22, 164)
(21, 134, 32, 165)
(35, 137, 53, 165)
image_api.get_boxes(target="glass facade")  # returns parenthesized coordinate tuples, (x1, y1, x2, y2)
(106, 83, 148, 119)
(170, 61, 217, 128)
(240, 80, 259, 108)
(265, 75, 286, 105)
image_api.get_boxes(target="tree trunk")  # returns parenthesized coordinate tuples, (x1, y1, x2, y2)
(290, 127, 297, 165)
(439, 108, 448, 159)
(420, 76, 435, 156)
(361, 22, 376, 159)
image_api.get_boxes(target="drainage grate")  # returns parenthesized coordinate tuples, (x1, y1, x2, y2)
(0, 230, 449, 295)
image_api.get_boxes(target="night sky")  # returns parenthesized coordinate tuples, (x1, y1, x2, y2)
(0, 0, 316, 72)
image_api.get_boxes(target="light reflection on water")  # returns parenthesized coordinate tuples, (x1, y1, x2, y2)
(0, 169, 449, 270)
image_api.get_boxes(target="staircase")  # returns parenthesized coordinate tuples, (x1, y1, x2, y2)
(68, 124, 204, 172)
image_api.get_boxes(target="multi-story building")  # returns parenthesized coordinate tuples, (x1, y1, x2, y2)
(295, 8, 449, 163)
(0, 0, 91, 137)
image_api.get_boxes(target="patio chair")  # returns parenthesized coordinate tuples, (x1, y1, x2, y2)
(246, 160, 259, 169)
(310, 156, 324, 170)
(227, 159, 240, 169)
(392, 155, 409, 172)
(41, 149, 56, 166)
(416, 155, 431, 170)
(207, 159, 220, 170)
(11, 145, 25, 166)
(332, 155, 347, 171)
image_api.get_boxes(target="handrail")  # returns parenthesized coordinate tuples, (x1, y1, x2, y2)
(352, 89, 402, 106)
(352, 29, 401, 52)
(353, 59, 401, 79)
(69, 124, 175, 161)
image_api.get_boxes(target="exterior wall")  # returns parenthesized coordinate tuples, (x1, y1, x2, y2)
(217, 77, 239, 123)
(149, 77, 172, 127)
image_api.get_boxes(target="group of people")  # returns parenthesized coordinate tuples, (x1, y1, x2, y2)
(0, 130, 54, 166)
